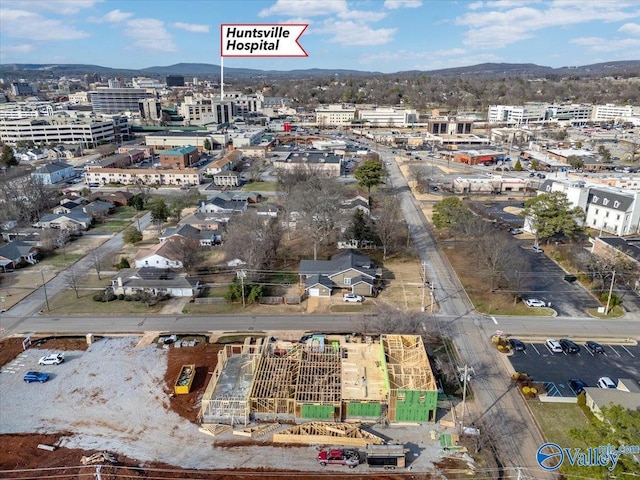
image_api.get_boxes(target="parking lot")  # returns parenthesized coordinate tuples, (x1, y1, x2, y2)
(508, 340, 640, 397)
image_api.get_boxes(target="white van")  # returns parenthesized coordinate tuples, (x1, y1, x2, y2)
(546, 339, 563, 353)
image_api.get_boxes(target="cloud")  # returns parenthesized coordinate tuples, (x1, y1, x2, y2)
(0, 43, 34, 55)
(4, 0, 102, 15)
(619, 22, 640, 35)
(125, 18, 176, 52)
(259, 0, 348, 18)
(91, 9, 134, 23)
(383, 0, 422, 9)
(571, 35, 640, 52)
(316, 20, 396, 46)
(172, 22, 210, 33)
(340, 9, 386, 22)
(457, 2, 640, 49)
(0, 9, 90, 40)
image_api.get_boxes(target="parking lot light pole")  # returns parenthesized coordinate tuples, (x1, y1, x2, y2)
(605, 270, 616, 314)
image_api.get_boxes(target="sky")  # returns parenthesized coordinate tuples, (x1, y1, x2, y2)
(1, 0, 640, 73)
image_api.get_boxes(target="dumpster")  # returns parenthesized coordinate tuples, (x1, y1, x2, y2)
(174, 364, 196, 394)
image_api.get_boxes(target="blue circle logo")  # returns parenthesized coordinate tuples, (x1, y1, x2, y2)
(537, 443, 564, 471)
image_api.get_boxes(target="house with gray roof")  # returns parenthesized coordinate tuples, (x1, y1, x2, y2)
(584, 378, 640, 421)
(199, 196, 247, 215)
(159, 224, 220, 246)
(0, 239, 39, 271)
(299, 249, 379, 298)
(110, 267, 201, 298)
(79, 200, 114, 218)
(30, 161, 74, 185)
(37, 211, 92, 231)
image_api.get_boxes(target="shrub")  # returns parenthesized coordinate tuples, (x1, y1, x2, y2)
(93, 293, 104, 302)
(116, 257, 130, 270)
(117, 294, 125, 300)
(124, 295, 132, 302)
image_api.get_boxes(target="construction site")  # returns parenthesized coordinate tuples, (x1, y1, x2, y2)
(199, 334, 439, 428)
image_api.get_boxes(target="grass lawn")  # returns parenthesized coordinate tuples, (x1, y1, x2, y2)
(89, 220, 133, 234)
(587, 305, 624, 318)
(241, 181, 277, 192)
(47, 275, 167, 315)
(528, 402, 590, 448)
(38, 253, 84, 270)
(109, 206, 140, 220)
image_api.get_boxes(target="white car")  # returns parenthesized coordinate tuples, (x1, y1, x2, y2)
(38, 352, 65, 365)
(343, 294, 364, 303)
(524, 298, 546, 308)
(545, 339, 563, 353)
(597, 376, 617, 389)
(531, 245, 544, 254)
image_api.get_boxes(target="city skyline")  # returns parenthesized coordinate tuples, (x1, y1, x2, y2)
(1, 0, 640, 73)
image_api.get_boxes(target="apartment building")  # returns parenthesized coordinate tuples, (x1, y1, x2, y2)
(0, 117, 117, 147)
(538, 179, 640, 236)
(89, 87, 156, 114)
(159, 146, 199, 169)
(315, 104, 357, 126)
(85, 166, 201, 187)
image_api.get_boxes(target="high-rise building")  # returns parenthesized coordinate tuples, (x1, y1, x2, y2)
(166, 75, 185, 87)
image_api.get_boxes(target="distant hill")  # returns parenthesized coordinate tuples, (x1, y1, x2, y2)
(1, 60, 639, 79)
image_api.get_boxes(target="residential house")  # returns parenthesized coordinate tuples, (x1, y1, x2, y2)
(37, 211, 92, 231)
(0, 239, 39, 271)
(134, 239, 184, 269)
(179, 212, 227, 232)
(90, 191, 133, 207)
(17, 148, 48, 163)
(341, 193, 370, 217)
(80, 200, 115, 219)
(584, 379, 640, 421)
(159, 224, 221, 247)
(53, 200, 83, 214)
(110, 267, 201, 298)
(298, 249, 379, 297)
(205, 150, 242, 175)
(212, 171, 240, 187)
(199, 195, 247, 215)
(31, 161, 74, 185)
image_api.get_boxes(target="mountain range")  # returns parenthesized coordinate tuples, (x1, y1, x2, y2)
(1, 60, 639, 79)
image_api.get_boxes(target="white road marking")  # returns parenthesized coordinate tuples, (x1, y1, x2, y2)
(609, 345, 622, 357)
(621, 346, 635, 357)
(491, 316, 498, 325)
(531, 343, 541, 355)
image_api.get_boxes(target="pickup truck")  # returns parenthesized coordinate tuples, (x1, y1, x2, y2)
(317, 448, 360, 468)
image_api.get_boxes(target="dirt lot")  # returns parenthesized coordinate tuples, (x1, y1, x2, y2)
(0, 335, 475, 479)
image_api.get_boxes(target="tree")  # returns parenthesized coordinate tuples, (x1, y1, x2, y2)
(597, 145, 612, 162)
(128, 194, 145, 211)
(513, 159, 523, 171)
(89, 249, 103, 280)
(372, 194, 403, 260)
(523, 191, 585, 246)
(354, 159, 383, 195)
(150, 199, 170, 232)
(477, 230, 518, 291)
(566, 155, 584, 169)
(222, 210, 282, 269)
(166, 236, 202, 274)
(432, 197, 473, 230)
(0, 145, 18, 167)
(64, 266, 82, 299)
(116, 257, 130, 270)
(203, 139, 212, 152)
(566, 405, 640, 479)
(343, 210, 375, 246)
(123, 227, 143, 244)
(587, 251, 639, 303)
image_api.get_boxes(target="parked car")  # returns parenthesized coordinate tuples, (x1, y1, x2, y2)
(531, 245, 544, 254)
(510, 228, 523, 235)
(597, 376, 617, 389)
(524, 298, 546, 308)
(23, 371, 50, 383)
(568, 378, 587, 394)
(509, 338, 526, 351)
(585, 340, 605, 354)
(317, 448, 360, 468)
(343, 294, 364, 303)
(545, 339, 563, 353)
(560, 339, 580, 354)
(38, 353, 65, 365)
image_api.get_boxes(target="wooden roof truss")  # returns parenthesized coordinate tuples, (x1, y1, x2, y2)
(382, 334, 436, 391)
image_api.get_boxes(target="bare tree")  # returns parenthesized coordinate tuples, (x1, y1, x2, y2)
(55, 229, 72, 259)
(222, 210, 282, 269)
(165, 236, 202, 274)
(64, 266, 82, 299)
(477, 231, 517, 291)
(88, 249, 103, 280)
(372, 194, 403, 260)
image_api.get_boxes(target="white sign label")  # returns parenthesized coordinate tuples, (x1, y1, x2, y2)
(221, 24, 308, 57)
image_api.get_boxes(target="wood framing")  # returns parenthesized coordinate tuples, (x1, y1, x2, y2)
(272, 422, 385, 447)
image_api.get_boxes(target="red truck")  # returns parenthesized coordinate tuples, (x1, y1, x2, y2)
(317, 448, 360, 468)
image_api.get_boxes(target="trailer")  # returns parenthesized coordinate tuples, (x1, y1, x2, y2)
(174, 364, 196, 395)
(365, 444, 406, 470)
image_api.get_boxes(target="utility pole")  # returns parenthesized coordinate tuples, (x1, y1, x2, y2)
(605, 270, 616, 314)
(457, 365, 474, 434)
(420, 261, 427, 312)
(40, 270, 50, 312)
(430, 283, 435, 314)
